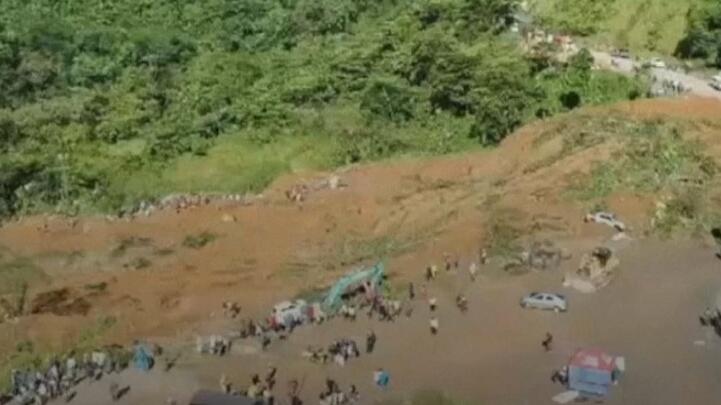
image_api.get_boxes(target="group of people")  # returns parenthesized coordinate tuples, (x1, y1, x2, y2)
(219, 366, 278, 404)
(319, 379, 359, 405)
(419, 248, 488, 335)
(196, 335, 232, 356)
(6, 349, 130, 405)
(699, 307, 721, 336)
(303, 338, 361, 367)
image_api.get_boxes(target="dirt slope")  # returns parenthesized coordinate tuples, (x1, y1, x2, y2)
(1, 96, 720, 360)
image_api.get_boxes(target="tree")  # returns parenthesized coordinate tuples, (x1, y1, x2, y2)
(360, 78, 416, 122)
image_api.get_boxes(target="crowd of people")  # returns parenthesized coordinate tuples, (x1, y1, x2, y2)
(302, 338, 361, 367)
(4, 348, 132, 405)
(2, 247, 489, 405)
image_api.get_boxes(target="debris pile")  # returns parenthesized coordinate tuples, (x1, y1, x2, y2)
(285, 175, 347, 203)
(563, 246, 620, 293)
(584, 212, 626, 232)
(504, 240, 569, 274)
(30, 288, 91, 316)
(114, 192, 260, 219)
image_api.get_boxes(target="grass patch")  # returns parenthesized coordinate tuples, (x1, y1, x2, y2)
(569, 121, 715, 200)
(333, 235, 415, 267)
(0, 254, 47, 296)
(485, 208, 525, 258)
(83, 282, 108, 293)
(128, 257, 152, 270)
(153, 247, 175, 256)
(182, 231, 218, 249)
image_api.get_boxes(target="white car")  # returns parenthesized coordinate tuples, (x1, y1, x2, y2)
(646, 58, 666, 69)
(520, 292, 567, 312)
(710, 75, 721, 91)
(271, 299, 308, 327)
(584, 212, 626, 232)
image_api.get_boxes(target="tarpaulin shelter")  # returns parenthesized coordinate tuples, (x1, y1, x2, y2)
(567, 348, 618, 397)
(322, 262, 384, 313)
(133, 343, 154, 371)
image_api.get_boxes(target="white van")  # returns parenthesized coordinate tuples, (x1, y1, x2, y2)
(710, 74, 721, 91)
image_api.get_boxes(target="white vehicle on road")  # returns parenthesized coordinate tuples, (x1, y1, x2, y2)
(520, 292, 567, 312)
(645, 58, 667, 69)
(710, 74, 721, 91)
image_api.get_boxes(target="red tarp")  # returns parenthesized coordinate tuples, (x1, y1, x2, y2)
(569, 348, 615, 372)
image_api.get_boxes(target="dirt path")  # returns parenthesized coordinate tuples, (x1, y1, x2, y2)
(592, 50, 721, 100)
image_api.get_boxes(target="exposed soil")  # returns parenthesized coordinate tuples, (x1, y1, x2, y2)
(1, 96, 721, 402)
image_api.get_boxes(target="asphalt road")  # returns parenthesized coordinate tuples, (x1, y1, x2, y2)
(592, 51, 721, 100)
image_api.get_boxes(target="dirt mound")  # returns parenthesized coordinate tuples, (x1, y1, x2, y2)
(30, 288, 91, 316)
(564, 247, 620, 293)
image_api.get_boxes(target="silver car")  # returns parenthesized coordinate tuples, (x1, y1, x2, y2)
(520, 292, 567, 312)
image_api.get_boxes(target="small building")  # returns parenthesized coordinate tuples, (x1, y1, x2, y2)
(567, 348, 622, 397)
(189, 390, 258, 405)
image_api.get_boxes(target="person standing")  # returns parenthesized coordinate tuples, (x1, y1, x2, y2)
(408, 282, 415, 300)
(429, 317, 439, 335)
(373, 369, 390, 389)
(468, 262, 478, 282)
(429, 297, 437, 312)
(542, 332, 553, 352)
(348, 385, 359, 402)
(366, 331, 377, 354)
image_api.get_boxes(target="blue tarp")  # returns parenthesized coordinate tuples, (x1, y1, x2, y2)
(322, 262, 384, 312)
(133, 344, 154, 371)
(568, 366, 612, 397)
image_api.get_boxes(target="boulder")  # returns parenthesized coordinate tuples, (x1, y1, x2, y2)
(564, 246, 619, 292)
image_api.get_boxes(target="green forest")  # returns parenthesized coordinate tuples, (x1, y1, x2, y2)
(676, 0, 721, 66)
(0, 0, 647, 217)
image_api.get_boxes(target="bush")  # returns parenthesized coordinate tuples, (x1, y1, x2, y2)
(182, 232, 218, 249)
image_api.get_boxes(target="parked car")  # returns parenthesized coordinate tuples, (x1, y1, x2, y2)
(271, 299, 308, 328)
(644, 58, 666, 69)
(584, 211, 626, 232)
(520, 292, 567, 312)
(710, 74, 721, 91)
(611, 48, 631, 59)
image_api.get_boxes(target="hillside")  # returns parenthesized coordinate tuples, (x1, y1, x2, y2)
(528, 0, 698, 54)
(0, 0, 647, 219)
(1, 96, 721, 393)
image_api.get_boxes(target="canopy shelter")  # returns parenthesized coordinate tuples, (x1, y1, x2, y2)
(567, 348, 619, 397)
(322, 262, 384, 313)
(189, 390, 257, 405)
(132, 343, 155, 371)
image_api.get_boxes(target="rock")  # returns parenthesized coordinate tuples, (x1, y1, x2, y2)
(221, 214, 237, 223)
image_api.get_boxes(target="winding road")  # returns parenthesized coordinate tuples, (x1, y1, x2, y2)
(591, 51, 721, 100)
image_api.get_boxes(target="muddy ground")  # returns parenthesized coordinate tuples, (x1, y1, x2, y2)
(2, 97, 721, 404)
(54, 237, 721, 404)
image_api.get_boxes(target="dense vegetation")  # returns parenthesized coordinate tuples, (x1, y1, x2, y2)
(0, 0, 646, 217)
(676, 0, 721, 67)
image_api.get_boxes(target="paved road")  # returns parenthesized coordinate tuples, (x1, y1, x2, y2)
(592, 51, 721, 100)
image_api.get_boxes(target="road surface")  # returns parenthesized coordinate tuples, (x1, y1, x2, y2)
(592, 51, 721, 100)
